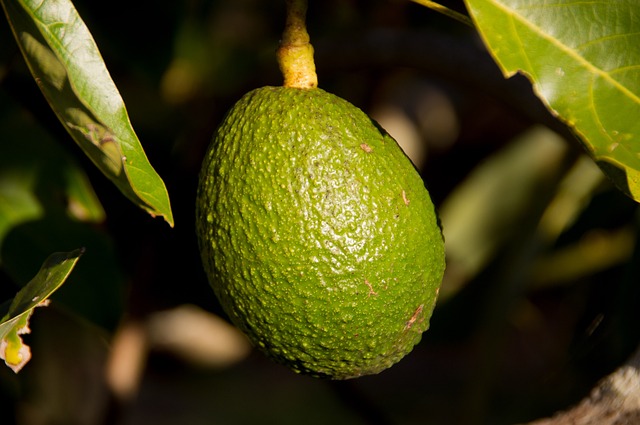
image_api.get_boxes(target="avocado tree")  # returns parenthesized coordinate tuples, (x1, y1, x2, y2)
(0, 0, 638, 424)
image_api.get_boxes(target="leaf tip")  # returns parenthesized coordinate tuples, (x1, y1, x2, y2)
(150, 211, 174, 228)
(165, 216, 175, 228)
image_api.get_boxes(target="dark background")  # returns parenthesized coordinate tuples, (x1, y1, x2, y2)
(1, 0, 639, 424)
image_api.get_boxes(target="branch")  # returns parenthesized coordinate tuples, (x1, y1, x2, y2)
(525, 346, 640, 425)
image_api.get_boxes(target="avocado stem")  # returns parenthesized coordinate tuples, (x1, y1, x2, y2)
(277, 0, 318, 89)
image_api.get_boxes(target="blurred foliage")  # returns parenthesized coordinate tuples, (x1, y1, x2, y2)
(0, 0, 639, 424)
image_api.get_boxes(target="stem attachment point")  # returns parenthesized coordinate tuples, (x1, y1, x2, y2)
(277, 0, 318, 89)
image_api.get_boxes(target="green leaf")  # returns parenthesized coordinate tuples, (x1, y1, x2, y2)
(463, 0, 640, 202)
(1, 0, 174, 226)
(0, 249, 83, 373)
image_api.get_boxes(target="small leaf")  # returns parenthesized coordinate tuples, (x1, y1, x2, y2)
(0, 249, 83, 373)
(1, 0, 174, 226)
(464, 0, 640, 202)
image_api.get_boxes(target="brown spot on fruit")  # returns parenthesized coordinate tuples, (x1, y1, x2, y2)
(360, 143, 373, 153)
(404, 304, 424, 330)
(364, 279, 378, 296)
(402, 190, 410, 206)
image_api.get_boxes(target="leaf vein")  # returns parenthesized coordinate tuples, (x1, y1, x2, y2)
(575, 31, 640, 52)
(492, 0, 640, 105)
(587, 74, 612, 149)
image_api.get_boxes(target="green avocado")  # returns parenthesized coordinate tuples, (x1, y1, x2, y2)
(196, 86, 445, 379)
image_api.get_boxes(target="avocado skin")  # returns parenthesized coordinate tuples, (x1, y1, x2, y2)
(196, 86, 445, 379)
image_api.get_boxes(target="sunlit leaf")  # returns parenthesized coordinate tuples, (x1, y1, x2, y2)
(0, 249, 83, 373)
(1, 0, 174, 226)
(464, 0, 640, 202)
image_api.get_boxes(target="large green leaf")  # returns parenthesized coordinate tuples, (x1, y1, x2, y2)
(0, 249, 83, 373)
(464, 0, 640, 202)
(1, 0, 174, 226)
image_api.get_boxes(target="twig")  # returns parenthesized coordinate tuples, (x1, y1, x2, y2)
(410, 0, 474, 27)
(524, 346, 640, 425)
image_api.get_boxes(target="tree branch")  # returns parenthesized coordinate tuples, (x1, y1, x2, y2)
(525, 346, 640, 425)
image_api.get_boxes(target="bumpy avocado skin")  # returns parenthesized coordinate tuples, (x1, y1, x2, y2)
(196, 87, 445, 379)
